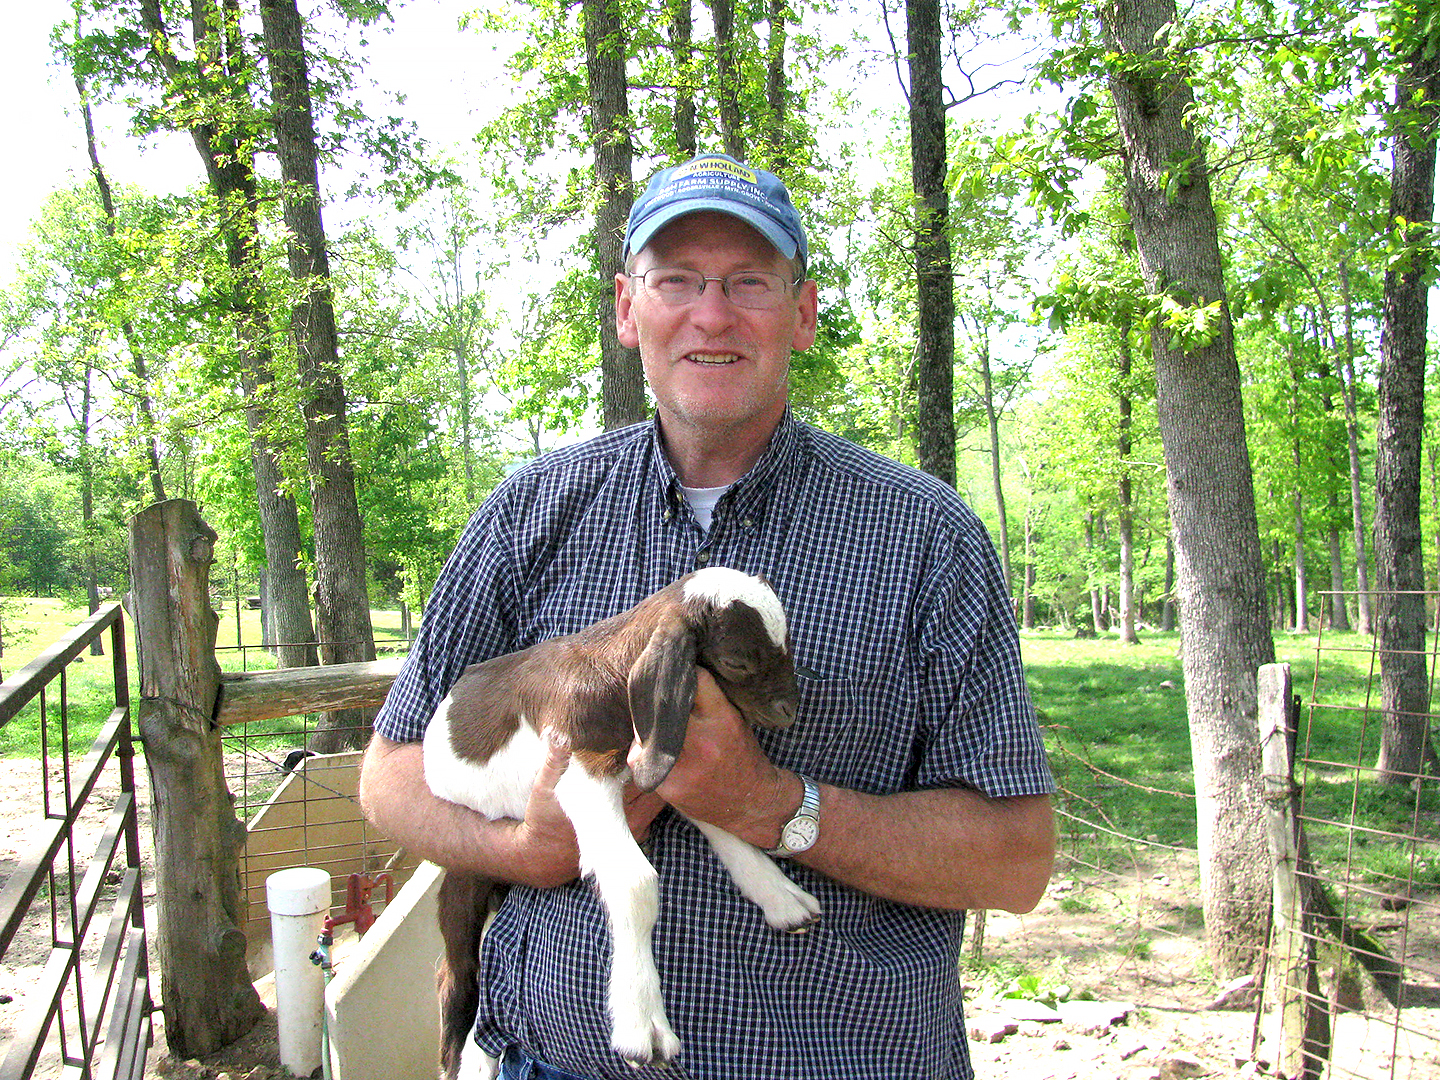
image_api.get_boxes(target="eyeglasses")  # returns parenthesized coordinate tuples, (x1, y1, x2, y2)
(630, 267, 800, 311)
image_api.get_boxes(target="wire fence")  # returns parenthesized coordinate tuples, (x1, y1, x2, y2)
(1034, 601, 1440, 1079)
(211, 633, 418, 969)
(10, 592, 1435, 1076)
(1276, 608, 1440, 1080)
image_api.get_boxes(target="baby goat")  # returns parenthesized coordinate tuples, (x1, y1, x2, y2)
(423, 567, 821, 1079)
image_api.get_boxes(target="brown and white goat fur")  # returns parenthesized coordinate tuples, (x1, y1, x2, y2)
(423, 567, 820, 1078)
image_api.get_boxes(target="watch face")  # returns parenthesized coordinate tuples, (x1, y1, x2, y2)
(782, 816, 819, 852)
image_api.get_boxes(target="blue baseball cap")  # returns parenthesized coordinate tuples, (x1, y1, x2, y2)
(624, 154, 808, 270)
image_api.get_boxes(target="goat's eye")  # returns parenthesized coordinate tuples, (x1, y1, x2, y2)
(716, 656, 757, 678)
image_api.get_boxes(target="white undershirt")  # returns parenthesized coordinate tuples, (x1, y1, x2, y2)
(679, 483, 729, 531)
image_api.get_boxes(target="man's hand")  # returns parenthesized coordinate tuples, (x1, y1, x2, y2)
(509, 732, 584, 887)
(513, 732, 669, 888)
(629, 669, 798, 849)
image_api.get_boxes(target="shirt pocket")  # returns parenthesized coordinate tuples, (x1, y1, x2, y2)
(757, 670, 868, 784)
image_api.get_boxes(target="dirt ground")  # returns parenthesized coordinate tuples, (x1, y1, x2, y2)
(156, 849, 1292, 1080)
(3, 757, 1436, 1080)
(169, 853, 1270, 1080)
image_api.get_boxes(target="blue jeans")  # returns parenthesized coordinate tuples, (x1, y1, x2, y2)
(498, 1046, 596, 1080)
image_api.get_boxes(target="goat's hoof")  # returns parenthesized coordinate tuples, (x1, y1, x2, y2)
(613, 1020, 680, 1070)
(761, 881, 823, 932)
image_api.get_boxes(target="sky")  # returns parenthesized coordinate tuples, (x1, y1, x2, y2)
(0, 0, 510, 282)
(2, 2, 1029, 288)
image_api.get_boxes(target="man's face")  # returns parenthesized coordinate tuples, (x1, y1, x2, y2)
(616, 211, 818, 443)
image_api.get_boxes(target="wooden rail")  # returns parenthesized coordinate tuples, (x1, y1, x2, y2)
(216, 656, 402, 726)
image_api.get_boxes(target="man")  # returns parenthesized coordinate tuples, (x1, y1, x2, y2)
(360, 153, 1055, 1080)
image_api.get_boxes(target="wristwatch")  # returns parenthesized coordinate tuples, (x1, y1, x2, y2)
(767, 775, 821, 857)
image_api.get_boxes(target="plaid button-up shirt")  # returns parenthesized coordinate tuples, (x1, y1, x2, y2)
(375, 411, 1054, 1080)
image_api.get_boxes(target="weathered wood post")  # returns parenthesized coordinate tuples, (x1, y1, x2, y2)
(128, 500, 265, 1056)
(1257, 662, 1329, 1080)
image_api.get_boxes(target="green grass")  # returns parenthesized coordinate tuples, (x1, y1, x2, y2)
(1023, 626, 1440, 890)
(1022, 629, 1195, 846)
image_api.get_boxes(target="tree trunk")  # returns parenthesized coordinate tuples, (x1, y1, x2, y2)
(1023, 512, 1037, 629)
(1085, 509, 1105, 634)
(137, 0, 317, 669)
(712, 0, 744, 159)
(583, 0, 646, 429)
(259, 0, 376, 752)
(1117, 328, 1139, 644)
(907, 0, 957, 490)
(243, 376, 319, 669)
(1373, 34, 1440, 782)
(1292, 482, 1309, 633)
(443, 211, 480, 504)
(1290, 357, 1309, 634)
(1316, 366, 1353, 634)
(128, 500, 265, 1057)
(455, 335, 477, 503)
(1101, 0, 1273, 979)
(1271, 536, 1289, 630)
(980, 339, 1011, 589)
(1161, 534, 1177, 632)
(80, 364, 104, 657)
(1337, 260, 1373, 634)
(668, 0, 697, 158)
(1326, 508, 1350, 632)
(764, 0, 789, 170)
(74, 63, 166, 504)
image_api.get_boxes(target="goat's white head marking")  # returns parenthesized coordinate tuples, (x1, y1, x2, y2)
(683, 567, 787, 648)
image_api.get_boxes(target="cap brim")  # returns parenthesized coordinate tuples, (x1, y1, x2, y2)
(626, 199, 800, 263)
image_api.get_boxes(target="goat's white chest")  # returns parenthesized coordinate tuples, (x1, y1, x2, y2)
(423, 695, 544, 821)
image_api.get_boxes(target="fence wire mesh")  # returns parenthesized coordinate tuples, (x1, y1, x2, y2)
(1271, 602, 1440, 1080)
(1014, 593, 1440, 1079)
(213, 635, 417, 967)
(11, 593, 1439, 1077)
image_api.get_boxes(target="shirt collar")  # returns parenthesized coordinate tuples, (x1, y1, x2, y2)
(648, 409, 800, 522)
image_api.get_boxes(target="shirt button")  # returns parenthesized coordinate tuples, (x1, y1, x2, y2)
(695, 550, 711, 567)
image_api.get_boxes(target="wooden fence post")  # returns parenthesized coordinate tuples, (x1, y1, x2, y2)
(128, 500, 265, 1057)
(1257, 662, 1329, 1080)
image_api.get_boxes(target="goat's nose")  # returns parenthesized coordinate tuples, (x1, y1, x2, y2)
(776, 698, 797, 725)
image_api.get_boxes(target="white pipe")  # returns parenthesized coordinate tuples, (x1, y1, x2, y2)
(267, 867, 333, 1078)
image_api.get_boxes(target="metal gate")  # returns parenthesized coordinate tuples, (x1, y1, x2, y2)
(0, 603, 151, 1080)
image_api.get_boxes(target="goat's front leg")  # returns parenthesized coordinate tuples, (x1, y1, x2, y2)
(553, 762, 681, 1069)
(687, 818, 821, 931)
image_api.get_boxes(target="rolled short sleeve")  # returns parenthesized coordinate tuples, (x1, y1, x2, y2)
(912, 513, 1054, 798)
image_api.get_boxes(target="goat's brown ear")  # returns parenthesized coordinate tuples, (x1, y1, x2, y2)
(627, 611, 698, 791)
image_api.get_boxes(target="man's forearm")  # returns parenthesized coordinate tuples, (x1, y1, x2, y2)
(358, 734, 583, 887)
(360, 734, 516, 874)
(645, 675, 1056, 914)
(791, 785, 1055, 913)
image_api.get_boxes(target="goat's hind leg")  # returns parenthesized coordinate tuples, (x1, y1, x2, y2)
(553, 763, 680, 1069)
(688, 818, 821, 931)
(437, 871, 503, 1080)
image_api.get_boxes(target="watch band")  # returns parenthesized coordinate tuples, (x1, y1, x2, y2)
(766, 774, 820, 857)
